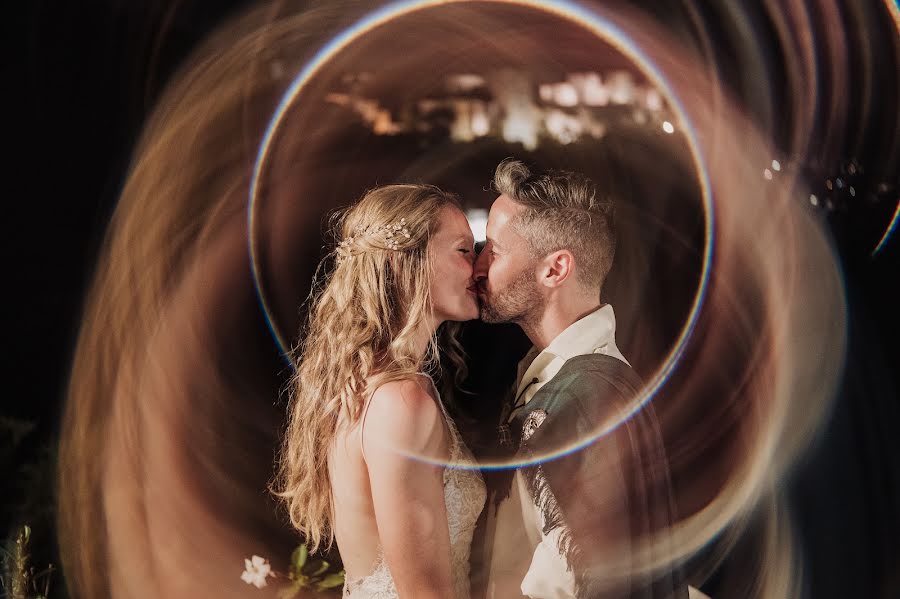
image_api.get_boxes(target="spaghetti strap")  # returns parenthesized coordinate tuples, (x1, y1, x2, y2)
(413, 374, 454, 429)
(415, 374, 462, 456)
(358, 374, 444, 465)
(358, 388, 376, 465)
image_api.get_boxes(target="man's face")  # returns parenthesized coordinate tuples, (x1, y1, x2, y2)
(473, 194, 544, 323)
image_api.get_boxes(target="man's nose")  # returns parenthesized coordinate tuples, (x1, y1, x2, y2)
(473, 248, 488, 281)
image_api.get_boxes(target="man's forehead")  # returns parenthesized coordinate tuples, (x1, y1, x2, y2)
(488, 194, 520, 226)
(487, 194, 522, 237)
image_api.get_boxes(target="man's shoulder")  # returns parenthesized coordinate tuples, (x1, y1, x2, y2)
(542, 353, 642, 404)
(516, 354, 642, 446)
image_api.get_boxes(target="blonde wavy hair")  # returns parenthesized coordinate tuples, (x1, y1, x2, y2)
(274, 183, 468, 552)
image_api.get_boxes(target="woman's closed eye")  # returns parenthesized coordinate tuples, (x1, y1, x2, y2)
(458, 248, 476, 262)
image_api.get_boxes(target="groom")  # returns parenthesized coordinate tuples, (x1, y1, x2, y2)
(472, 159, 688, 598)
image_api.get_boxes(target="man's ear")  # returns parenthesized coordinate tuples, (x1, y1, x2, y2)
(538, 250, 575, 288)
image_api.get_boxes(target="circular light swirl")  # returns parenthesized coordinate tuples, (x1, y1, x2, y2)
(248, 0, 715, 469)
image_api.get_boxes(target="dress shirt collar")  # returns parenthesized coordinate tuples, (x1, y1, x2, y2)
(543, 303, 617, 362)
(515, 304, 623, 394)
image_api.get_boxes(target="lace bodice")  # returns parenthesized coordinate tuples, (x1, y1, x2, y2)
(343, 381, 486, 599)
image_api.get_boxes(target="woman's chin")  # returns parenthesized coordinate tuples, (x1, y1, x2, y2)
(439, 296, 480, 323)
(447, 306, 479, 323)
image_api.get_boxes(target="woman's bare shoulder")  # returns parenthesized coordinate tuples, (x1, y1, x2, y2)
(363, 376, 446, 457)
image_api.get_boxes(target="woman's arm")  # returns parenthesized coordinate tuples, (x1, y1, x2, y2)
(362, 379, 453, 599)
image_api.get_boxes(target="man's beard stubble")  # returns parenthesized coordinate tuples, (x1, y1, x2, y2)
(479, 269, 544, 327)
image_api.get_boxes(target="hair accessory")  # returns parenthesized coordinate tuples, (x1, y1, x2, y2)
(335, 218, 412, 262)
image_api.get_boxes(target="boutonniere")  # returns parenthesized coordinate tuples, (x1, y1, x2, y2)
(521, 409, 548, 443)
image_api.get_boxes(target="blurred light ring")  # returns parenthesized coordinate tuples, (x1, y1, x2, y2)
(248, 0, 714, 470)
(872, 198, 900, 256)
(888, 0, 900, 35)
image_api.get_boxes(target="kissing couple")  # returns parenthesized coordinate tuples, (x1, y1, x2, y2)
(274, 159, 694, 599)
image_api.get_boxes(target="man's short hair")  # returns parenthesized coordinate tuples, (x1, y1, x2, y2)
(493, 158, 616, 289)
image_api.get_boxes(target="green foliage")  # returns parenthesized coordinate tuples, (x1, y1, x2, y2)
(276, 544, 344, 598)
(1, 525, 55, 599)
(1, 414, 60, 599)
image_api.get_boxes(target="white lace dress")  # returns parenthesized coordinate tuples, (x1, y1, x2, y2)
(343, 383, 486, 599)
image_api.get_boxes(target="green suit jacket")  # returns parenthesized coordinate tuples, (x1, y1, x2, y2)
(502, 353, 688, 599)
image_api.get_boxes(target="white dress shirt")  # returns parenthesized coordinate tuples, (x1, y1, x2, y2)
(487, 304, 629, 599)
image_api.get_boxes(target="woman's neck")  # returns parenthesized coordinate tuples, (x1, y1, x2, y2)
(411, 318, 441, 363)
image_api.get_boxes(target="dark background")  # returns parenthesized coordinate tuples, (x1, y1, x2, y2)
(7, 1, 900, 597)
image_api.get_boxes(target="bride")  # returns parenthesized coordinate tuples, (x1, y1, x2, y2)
(274, 183, 486, 598)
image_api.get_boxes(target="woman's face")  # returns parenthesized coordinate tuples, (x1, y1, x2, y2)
(429, 205, 479, 324)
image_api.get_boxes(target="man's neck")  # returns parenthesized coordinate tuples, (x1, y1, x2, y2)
(520, 298, 603, 351)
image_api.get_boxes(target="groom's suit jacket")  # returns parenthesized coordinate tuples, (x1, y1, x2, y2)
(508, 353, 687, 598)
(474, 310, 688, 598)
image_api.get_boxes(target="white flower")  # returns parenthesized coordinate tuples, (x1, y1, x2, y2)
(241, 555, 275, 589)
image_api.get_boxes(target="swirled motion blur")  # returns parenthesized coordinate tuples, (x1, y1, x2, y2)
(57, 1, 898, 598)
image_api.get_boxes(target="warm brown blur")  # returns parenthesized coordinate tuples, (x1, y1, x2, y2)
(58, 1, 849, 598)
(57, 4, 321, 597)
